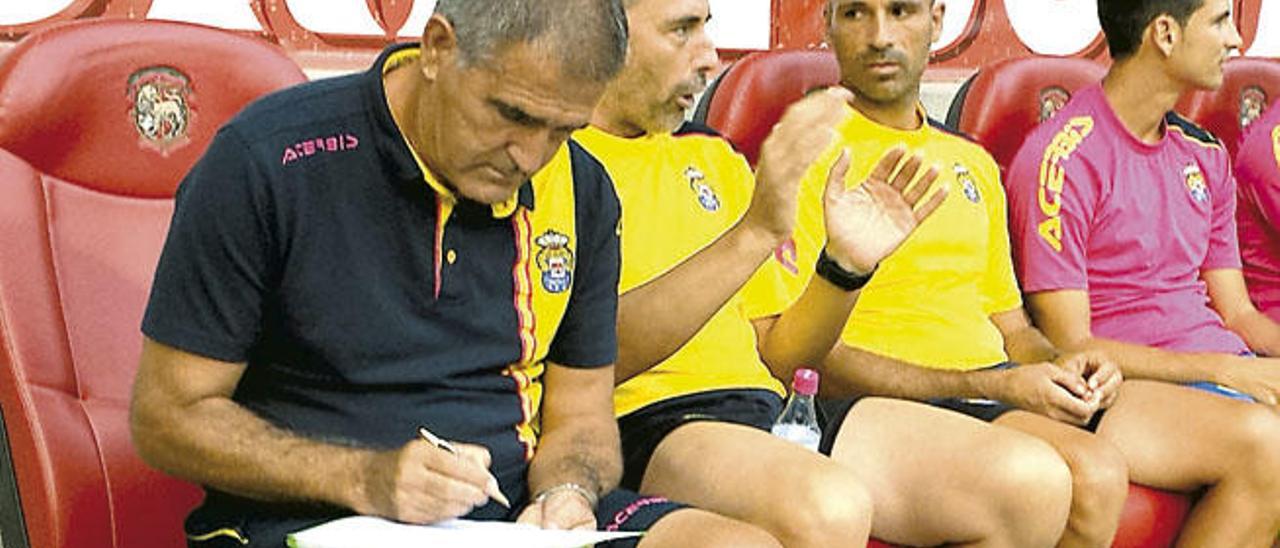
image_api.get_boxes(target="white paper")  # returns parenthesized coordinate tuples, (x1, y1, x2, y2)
(288, 515, 642, 548)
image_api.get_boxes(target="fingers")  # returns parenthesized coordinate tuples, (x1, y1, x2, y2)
(538, 491, 597, 531)
(1095, 370, 1123, 408)
(902, 164, 939, 206)
(421, 443, 494, 489)
(912, 183, 948, 222)
(823, 148, 853, 203)
(1246, 385, 1279, 406)
(886, 153, 925, 193)
(866, 146, 909, 187)
(1047, 364, 1091, 401)
(452, 442, 493, 471)
(515, 501, 544, 527)
(1043, 386, 1096, 426)
(819, 85, 855, 104)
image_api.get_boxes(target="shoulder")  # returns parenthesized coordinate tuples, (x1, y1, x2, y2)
(1019, 106, 1104, 172)
(927, 117, 979, 145)
(1165, 112, 1232, 182)
(667, 122, 754, 184)
(1165, 112, 1223, 149)
(673, 121, 722, 138)
(926, 118, 1002, 177)
(566, 140, 621, 218)
(222, 72, 372, 165)
(673, 122, 748, 160)
(1236, 104, 1280, 179)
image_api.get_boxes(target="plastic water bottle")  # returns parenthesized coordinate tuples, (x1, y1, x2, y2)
(771, 368, 821, 451)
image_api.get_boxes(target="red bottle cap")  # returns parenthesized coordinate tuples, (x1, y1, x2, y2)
(792, 368, 819, 396)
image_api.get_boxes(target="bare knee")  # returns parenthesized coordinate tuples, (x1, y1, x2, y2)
(775, 463, 873, 545)
(983, 435, 1074, 546)
(1061, 436, 1130, 508)
(1224, 406, 1280, 495)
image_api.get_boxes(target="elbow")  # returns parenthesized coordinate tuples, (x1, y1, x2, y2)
(128, 383, 187, 477)
(129, 397, 169, 472)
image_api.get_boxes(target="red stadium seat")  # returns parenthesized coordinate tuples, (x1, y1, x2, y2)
(1176, 56, 1280, 157)
(0, 19, 305, 548)
(946, 55, 1107, 173)
(698, 48, 1196, 548)
(697, 48, 841, 166)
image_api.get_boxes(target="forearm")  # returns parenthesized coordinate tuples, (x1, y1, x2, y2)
(1226, 309, 1280, 356)
(1057, 335, 1234, 383)
(1002, 325, 1060, 364)
(615, 220, 778, 382)
(526, 418, 622, 499)
(821, 344, 1004, 401)
(759, 278, 859, 382)
(132, 394, 372, 510)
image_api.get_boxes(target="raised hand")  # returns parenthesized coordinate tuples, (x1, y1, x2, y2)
(822, 146, 948, 274)
(746, 86, 858, 244)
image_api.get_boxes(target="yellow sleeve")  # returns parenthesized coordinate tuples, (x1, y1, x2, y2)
(739, 252, 793, 319)
(978, 158, 1024, 314)
(741, 147, 835, 319)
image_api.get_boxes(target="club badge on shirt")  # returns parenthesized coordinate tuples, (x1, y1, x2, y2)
(685, 166, 720, 212)
(535, 230, 575, 293)
(955, 163, 981, 203)
(1183, 164, 1209, 204)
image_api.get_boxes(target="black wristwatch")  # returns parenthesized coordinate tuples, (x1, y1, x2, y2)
(814, 248, 875, 291)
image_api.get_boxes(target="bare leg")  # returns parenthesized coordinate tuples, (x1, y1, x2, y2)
(996, 411, 1129, 548)
(834, 398, 1072, 548)
(1092, 381, 1280, 548)
(641, 421, 873, 548)
(638, 507, 783, 548)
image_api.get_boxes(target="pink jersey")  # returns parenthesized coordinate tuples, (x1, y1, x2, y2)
(1236, 100, 1280, 323)
(1007, 84, 1248, 354)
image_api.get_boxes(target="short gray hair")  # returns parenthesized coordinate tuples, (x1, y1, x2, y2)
(434, 0, 629, 83)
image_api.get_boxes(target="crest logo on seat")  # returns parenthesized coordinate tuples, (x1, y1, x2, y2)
(1240, 86, 1267, 131)
(1038, 87, 1071, 122)
(128, 67, 193, 154)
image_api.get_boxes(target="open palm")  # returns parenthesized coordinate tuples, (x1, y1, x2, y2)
(823, 147, 947, 274)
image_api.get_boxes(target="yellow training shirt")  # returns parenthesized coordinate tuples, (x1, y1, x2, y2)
(744, 105, 1020, 370)
(575, 125, 788, 417)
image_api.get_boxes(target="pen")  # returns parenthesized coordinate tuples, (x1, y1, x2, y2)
(418, 426, 511, 508)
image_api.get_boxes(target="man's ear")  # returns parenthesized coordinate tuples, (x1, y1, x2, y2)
(930, 1, 946, 45)
(1148, 13, 1181, 58)
(420, 14, 460, 82)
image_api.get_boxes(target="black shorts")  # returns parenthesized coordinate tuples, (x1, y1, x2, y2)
(186, 489, 685, 548)
(617, 388, 785, 491)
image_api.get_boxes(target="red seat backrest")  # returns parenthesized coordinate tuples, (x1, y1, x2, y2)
(700, 48, 841, 166)
(1176, 57, 1280, 157)
(947, 55, 1107, 174)
(0, 18, 306, 548)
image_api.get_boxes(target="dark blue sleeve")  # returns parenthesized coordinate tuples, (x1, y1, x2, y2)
(545, 144, 620, 368)
(141, 127, 276, 363)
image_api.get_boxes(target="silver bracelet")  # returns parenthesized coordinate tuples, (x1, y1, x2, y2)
(532, 482, 599, 508)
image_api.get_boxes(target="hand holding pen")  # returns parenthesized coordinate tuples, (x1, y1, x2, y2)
(351, 427, 509, 524)
(418, 426, 511, 508)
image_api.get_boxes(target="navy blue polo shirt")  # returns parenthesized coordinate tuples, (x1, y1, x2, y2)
(142, 43, 621, 524)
